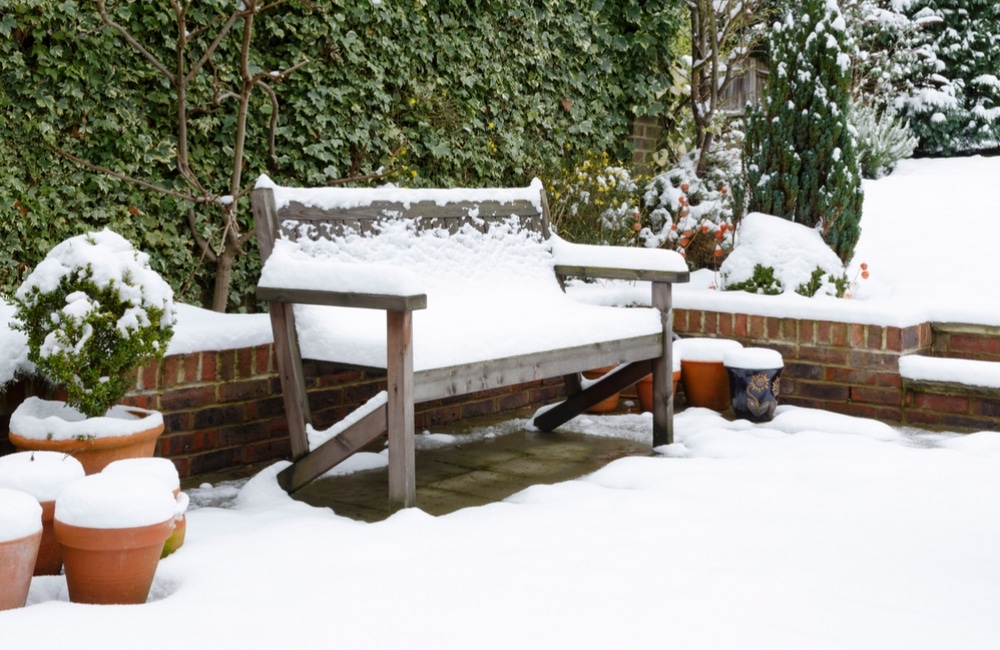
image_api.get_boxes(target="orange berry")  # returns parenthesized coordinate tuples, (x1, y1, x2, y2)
(680, 183, 690, 192)
(678, 196, 688, 206)
(715, 229, 725, 242)
(861, 270, 870, 279)
(713, 245, 723, 257)
(720, 187, 728, 195)
(860, 262, 868, 271)
(632, 222, 642, 232)
(680, 208, 689, 218)
(700, 224, 709, 233)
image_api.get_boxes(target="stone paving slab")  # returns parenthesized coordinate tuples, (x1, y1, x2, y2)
(292, 418, 650, 522)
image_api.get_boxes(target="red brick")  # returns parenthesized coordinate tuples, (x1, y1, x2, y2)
(734, 313, 747, 337)
(244, 438, 292, 464)
(416, 405, 463, 428)
(796, 381, 850, 401)
(801, 320, 816, 344)
(159, 385, 218, 411)
(139, 361, 159, 391)
(886, 327, 902, 351)
(161, 429, 218, 456)
(766, 317, 780, 340)
(219, 350, 237, 381)
(703, 311, 719, 335)
(749, 315, 766, 340)
(850, 386, 901, 406)
(831, 322, 849, 347)
(798, 346, 849, 366)
(867, 325, 884, 350)
(192, 404, 247, 429)
(719, 312, 733, 337)
(784, 361, 824, 380)
(971, 397, 1000, 418)
(162, 356, 182, 388)
(913, 393, 969, 414)
(200, 352, 218, 382)
(849, 323, 865, 348)
(780, 318, 798, 342)
(950, 334, 1000, 358)
(254, 344, 273, 375)
(816, 321, 832, 344)
(188, 447, 243, 475)
(219, 378, 273, 403)
(237, 347, 253, 378)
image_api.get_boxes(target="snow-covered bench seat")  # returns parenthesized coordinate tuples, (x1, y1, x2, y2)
(251, 176, 689, 509)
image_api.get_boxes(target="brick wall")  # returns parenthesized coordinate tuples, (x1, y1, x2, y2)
(1, 346, 566, 481)
(674, 308, 998, 433)
(3, 311, 997, 481)
(630, 115, 663, 173)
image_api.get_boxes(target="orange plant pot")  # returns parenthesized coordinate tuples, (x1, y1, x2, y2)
(581, 367, 620, 414)
(9, 418, 164, 475)
(680, 359, 731, 411)
(0, 530, 42, 611)
(55, 518, 174, 605)
(636, 369, 682, 413)
(34, 500, 63, 576)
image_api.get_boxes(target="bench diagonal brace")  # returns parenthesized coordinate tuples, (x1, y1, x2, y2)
(532, 360, 654, 432)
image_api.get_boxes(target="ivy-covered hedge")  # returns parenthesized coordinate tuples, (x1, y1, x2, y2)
(0, 0, 680, 311)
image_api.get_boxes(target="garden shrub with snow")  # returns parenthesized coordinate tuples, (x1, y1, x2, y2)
(720, 213, 847, 297)
(11, 229, 175, 417)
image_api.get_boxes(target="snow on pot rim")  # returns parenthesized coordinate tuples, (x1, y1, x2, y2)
(103, 457, 180, 492)
(55, 473, 176, 529)
(675, 337, 744, 362)
(0, 488, 43, 542)
(10, 396, 163, 442)
(0, 451, 85, 502)
(723, 347, 784, 370)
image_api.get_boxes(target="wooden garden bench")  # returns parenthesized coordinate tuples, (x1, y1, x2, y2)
(251, 177, 689, 510)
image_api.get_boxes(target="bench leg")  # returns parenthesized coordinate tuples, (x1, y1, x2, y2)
(652, 282, 674, 447)
(387, 310, 416, 510)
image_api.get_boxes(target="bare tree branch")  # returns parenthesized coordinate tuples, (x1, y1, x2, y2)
(47, 143, 213, 204)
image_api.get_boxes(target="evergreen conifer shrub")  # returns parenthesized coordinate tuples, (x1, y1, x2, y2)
(743, 0, 864, 263)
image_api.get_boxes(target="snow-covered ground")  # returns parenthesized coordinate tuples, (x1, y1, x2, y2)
(2, 157, 1000, 648)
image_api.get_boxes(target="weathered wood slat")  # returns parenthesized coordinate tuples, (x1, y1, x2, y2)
(555, 264, 690, 284)
(276, 401, 388, 493)
(413, 335, 661, 402)
(256, 286, 428, 312)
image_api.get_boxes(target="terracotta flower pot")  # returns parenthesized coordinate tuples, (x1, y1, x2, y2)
(103, 458, 188, 558)
(0, 489, 43, 611)
(637, 369, 682, 413)
(54, 473, 176, 605)
(581, 367, 620, 414)
(9, 397, 165, 475)
(0, 451, 86, 576)
(676, 338, 744, 411)
(55, 518, 175, 605)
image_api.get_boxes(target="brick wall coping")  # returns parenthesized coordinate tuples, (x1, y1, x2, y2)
(900, 356, 1000, 390)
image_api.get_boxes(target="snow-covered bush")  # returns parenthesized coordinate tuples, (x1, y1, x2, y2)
(642, 147, 739, 269)
(547, 151, 644, 247)
(743, 0, 863, 263)
(851, 100, 918, 179)
(720, 213, 847, 297)
(11, 229, 175, 417)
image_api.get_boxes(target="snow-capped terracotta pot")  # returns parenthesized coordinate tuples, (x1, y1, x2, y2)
(8, 397, 165, 475)
(103, 458, 188, 558)
(637, 369, 682, 413)
(581, 367, 621, 413)
(676, 338, 744, 411)
(54, 473, 175, 605)
(0, 488, 43, 611)
(0, 451, 86, 576)
(724, 347, 784, 423)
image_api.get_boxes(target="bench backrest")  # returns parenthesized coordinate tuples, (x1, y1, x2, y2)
(252, 178, 557, 295)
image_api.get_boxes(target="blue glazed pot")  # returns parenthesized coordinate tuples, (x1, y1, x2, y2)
(725, 366, 782, 422)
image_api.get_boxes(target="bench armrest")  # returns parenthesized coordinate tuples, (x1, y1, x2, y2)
(257, 251, 427, 311)
(550, 236, 690, 284)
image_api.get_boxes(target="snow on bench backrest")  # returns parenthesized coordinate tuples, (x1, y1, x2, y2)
(256, 176, 560, 297)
